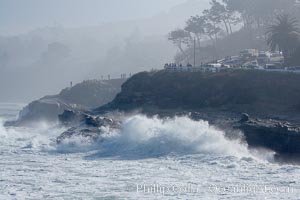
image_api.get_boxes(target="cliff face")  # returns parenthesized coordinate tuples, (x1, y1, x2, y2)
(98, 70, 300, 118)
(58, 79, 125, 108)
(7, 79, 125, 126)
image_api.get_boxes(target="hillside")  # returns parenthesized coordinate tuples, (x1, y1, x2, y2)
(97, 70, 300, 119)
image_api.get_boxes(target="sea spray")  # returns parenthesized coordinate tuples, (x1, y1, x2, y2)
(0, 119, 66, 151)
(0, 118, 7, 138)
(2, 113, 266, 161)
(69, 115, 253, 159)
(0, 106, 296, 199)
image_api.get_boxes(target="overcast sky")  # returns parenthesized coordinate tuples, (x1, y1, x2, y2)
(0, 0, 191, 35)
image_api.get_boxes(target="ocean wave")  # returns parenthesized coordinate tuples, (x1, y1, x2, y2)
(1, 114, 272, 161)
(58, 115, 252, 159)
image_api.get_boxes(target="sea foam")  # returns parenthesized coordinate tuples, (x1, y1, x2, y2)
(73, 115, 252, 159)
(1, 114, 257, 159)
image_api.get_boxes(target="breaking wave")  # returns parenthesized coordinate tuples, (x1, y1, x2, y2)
(1, 114, 266, 160)
(59, 115, 252, 159)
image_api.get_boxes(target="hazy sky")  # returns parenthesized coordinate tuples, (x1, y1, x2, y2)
(0, 0, 211, 102)
(0, 0, 189, 35)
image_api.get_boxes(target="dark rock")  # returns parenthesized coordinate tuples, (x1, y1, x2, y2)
(56, 127, 102, 144)
(85, 116, 115, 127)
(235, 117, 300, 155)
(56, 112, 120, 144)
(85, 115, 99, 127)
(240, 113, 249, 123)
(58, 110, 86, 126)
(58, 109, 117, 127)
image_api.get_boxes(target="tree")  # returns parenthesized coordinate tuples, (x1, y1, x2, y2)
(209, 0, 232, 35)
(168, 29, 191, 55)
(221, 0, 240, 34)
(202, 7, 222, 43)
(266, 15, 300, 63)
(185, 15, 206, 48)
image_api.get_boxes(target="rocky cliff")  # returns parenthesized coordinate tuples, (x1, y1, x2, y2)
(6, 79, 125, 126)
(92, 70, 300, 159)
(97, 70, 300, 120)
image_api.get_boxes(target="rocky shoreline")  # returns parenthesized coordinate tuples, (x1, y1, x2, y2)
(53, 108, 300, 163)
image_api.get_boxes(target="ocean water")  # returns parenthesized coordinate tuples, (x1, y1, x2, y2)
(0, 103, 300, 199)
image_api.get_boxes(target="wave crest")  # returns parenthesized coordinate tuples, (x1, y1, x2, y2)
(76, 115, 251, 159)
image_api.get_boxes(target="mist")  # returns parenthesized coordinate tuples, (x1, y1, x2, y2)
(0, 0, 209, 103)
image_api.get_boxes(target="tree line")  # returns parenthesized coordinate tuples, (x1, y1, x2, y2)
(168, 0, 300, 66)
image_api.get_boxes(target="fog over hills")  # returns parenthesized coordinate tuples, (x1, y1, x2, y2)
(0, 0, 209, 103)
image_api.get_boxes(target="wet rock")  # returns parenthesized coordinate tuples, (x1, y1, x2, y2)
(235, 116, 300, 155)
(240, 113, 249, 123)
(58, 110, 117, 127)
(85, 116, 115, 127)
(57, 112, 120, 144)
(56, 127, 103, 144)
(58, 110, 86, 126)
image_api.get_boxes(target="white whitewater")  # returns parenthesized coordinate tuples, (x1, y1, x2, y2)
(0, 103, 299, 199)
